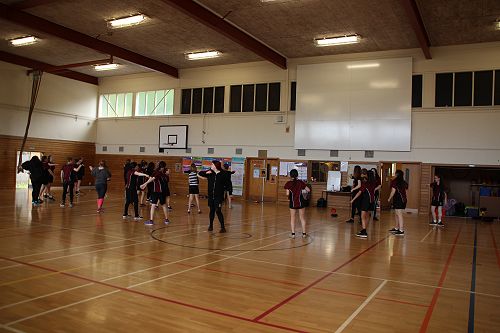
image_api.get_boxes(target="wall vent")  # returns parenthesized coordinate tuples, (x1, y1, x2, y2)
(365, 150, 374, 158)
(297, 149, 306, 156)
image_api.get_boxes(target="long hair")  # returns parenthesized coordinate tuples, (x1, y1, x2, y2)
(289, 169, 298, 180)
(371, 168, 379, 181)
(99, 160, 106, 167)
(157, 161, 167, 170)
(353, 165, 361, 179)
(212, 160, 222, 171)
(395, 169, 407, 188)
(366, 170, 375, 183)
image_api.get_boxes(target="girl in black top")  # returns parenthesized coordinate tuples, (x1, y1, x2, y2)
(145, 162, 155, 204)
(346, 165, 362, 223)
(21, 155, 44, 206)
(388, 169, 408, 236)
(223, 163, 236, 209)
(75, 157, 84, 196)
(198, 160, 231, 233)
(430, 174, 447, 227)
(123, 162, 149, 219)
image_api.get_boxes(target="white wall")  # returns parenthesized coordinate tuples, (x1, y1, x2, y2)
(95, 42, 500, 166)
(0, 61, 98, 142)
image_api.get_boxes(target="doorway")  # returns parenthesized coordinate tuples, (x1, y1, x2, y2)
(380, 162, 421, 213)
(245, 158, 279, 202)
(16, 151, 43, 189)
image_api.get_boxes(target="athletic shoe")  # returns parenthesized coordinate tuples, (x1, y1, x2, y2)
(345, 218, 354, 223)
(37, 199, 44, 203)
(32, 200, 39, 206)
(69, 203, 73, 208)
(302, 233, 307, 238)
(134, 216, 143, 220)
(429, 220, 437, 226)
(437, 221, 444, 227)
(122, 215, 128, 219)
(208, 225, 213, 231)
(219, 228, 227, 233)
(164, 219, 170, 225)
(394, 230, 405, 236)
(43, 193, 48, 198)
(389, 228, 399, 233)
(60, 203, 65, 207)
(48, 196, 55, 201)
(373, 217, 379, 221)
(168, 206, 173, 210)
(290, 233, 296, 239)
(97, 208, 103, 213)
(187, 210, 191, 213)
(198, 210, 202, 214)
(144, 220, 154, 226)
(356, 229, 368, 238)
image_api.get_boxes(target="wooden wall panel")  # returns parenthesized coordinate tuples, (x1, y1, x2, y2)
(1, 135, 95, 189)
(419, 163, 432, 214)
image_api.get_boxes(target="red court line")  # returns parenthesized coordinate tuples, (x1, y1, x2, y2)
(419, 226, 462, 333)
(253, 236, 388, 322)
(489, 225, 500, 270)
(0, 255, 308, 333)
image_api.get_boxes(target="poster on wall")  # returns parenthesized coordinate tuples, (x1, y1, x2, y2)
(182, 157, 193, 173)
(192, 157, 203, 171)
(202, 157, 213, 170)
(230, 157, 245, 196)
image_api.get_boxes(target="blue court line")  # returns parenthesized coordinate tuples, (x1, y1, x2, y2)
(468, 221, 478, 333)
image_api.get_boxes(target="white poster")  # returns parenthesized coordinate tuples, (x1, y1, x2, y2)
(231, 157, 245, 196)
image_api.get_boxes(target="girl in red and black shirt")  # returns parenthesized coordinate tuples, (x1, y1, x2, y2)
(284, 169, 310, 239)
(351, 169, 377, 238)
(430, 175, 447, 227)
(388, 169, 408, 236)
(140, 161, 170, 226)
(124, 162, 149, 219)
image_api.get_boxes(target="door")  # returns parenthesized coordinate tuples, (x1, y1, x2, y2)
(245, 158, 279, 202)
(380, 162, 394, 210)
(401, 163, 421, 212)
(16, 151, 43, 189)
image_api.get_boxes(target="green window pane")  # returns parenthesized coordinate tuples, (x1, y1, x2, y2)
(107, 94, 117, 117)
(116, 93, 125, 117)
(125, 93, 133, 116)
(165, 89, 174, 115)
(155, 90, 165, 115)
(100, 95, 108, 117)
(136, 92, 145, 116)
(146, 91, 155, 116)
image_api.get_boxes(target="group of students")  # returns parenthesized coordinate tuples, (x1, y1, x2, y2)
(122, 159, 234, 232)
(20, 155, 87, 206)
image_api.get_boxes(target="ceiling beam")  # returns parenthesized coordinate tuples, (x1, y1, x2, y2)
(401, 0, 432, 59)
(0, 50, 98, 85)
(12, 0, 60, 10)
(0, 3, 179, 77)
(27, 57, 112, 74)
(161, 0, 287, 69)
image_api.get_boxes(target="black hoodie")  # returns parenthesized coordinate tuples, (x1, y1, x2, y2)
(198, 169, 231, 201)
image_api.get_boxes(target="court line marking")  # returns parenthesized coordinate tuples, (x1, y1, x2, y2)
(420, 229, 434, 242)
(0, 218, 327, 312)
(0, 324, 26, 333)
(334, 280, 388, 333)
(4, 230, 316, 333)
(252, 236, 388, 321)
(467, 222, 478, 333)
(419, 226, 463, 333)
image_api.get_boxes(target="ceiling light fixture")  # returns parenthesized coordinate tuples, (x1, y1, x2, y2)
(9, 36, 38, 46)
(186, 50, 221, 60)
(108, 14, 147, 28)
(496, 20, 500, 30)
(94, 63, 120, 71)
(315, 35, 360, 47)
(347, 63, 380, 69)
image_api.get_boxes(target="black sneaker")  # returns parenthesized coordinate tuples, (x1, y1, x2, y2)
(208, 225, 213, 231)
(429, 220, 437, 226)
(345, 218, 354, 223)
(373, 217, 379, 221)
(302, 233, 307, 238)
(356, 229, 368, 238)
(437, 221, 444, 227)
(219, 228, 227, 233)
(290, 232, 296, 239)
(37, 199, 44, 203)
(394, 230, 405, 236)
(389, 228, 398, 233)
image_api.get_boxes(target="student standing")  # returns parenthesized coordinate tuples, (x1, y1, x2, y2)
(123, 159, 132, 186)
(223, 163, 236, 209)
(198, 160, 231, 233)
(140, 161, 170, 226)
(38, 155, 50, 203)
(430, 174, 447, 227)
(387, 169, 408, 236)
(145, 161, 155, 205)
(346, 165, 362, 223)
(75, 157, 85, 196)
(284, 169, 310, 239)
(351, 169, 377, 238)
(44, 155, 56, 201)
(89, 160, 111, 213)
(187, 163, 201, 214)
(21, 155, 44, 206)
(60, 157, 77, 208)
(124, 162, 149, 219)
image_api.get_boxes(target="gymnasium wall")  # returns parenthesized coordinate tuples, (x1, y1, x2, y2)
(95, 42, 500, 166)
(0, 61, 98, 143)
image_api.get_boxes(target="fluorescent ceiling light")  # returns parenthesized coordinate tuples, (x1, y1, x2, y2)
(10, 36, 38, 46)
(315, 35, 360, 46)
(496, 20, 500, 30)
(186, 50, 221, 60)
(94, 63, 120, 71)
(347, 63, 380, 69)
(108, 14, 146, 28)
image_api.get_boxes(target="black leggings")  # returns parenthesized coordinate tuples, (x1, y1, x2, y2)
(62, 181, 74, 204)
(124, 188, 139, 217)
(95, 183, 107, 199)
(31, 181, 42, 202)
(372, 190, 379, 218)
(208, 199, 224, 228)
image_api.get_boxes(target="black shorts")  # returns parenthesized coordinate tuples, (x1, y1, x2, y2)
(150, 192, 166, 205)
(48, 175, 54, 184)
(360, 195, 374, 212)
(164, 187, 170, 197)
(393, 197, 407, 210)
(225, 190, 233, 196)
(77, 175, 84, 181)
(431, 200, 444, 207)
(189, 186, 199, 194)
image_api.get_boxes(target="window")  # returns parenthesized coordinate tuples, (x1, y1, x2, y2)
(454, 72, 472, 106)
(495, 70, 500, 105)
(135, 89, 174, 116)
(474, 71, 493, 106)
(435, 73, 453, 107)
(181, 87, 224, 114)
(99, 93, 133, 118)
(230, 82, 281, 112)
(411, 75, 422, 108)
(290, 81, 297, 111)
(310, 161, 339, 182)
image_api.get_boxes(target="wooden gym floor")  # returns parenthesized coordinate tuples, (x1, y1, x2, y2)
(0, 189, 499, 333)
